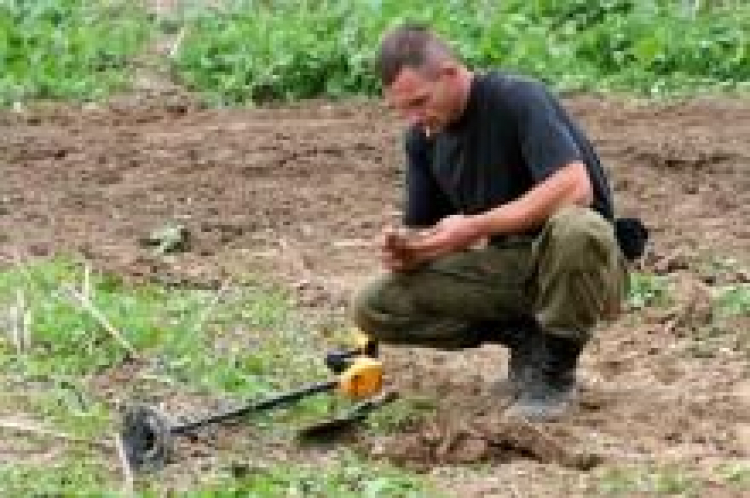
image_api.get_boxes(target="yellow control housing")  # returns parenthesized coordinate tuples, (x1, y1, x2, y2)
(352, 329, 378, 357)
(352, 330, 372, 349)
(337, 357, 383, 399)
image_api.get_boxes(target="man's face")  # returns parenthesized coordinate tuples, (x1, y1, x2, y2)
(385, 65, 456, 134)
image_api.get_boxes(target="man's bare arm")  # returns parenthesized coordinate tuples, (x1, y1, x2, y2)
(382, 161, 593, 270)
(470, 161, 593, 238)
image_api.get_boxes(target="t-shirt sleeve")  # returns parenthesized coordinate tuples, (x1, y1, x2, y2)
(403, 127, 455, 227)
(508, 81, 583, 182)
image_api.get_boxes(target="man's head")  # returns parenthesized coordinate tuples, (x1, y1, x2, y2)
(377, 24, 472, 134)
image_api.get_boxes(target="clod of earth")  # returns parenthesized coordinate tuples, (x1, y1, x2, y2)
(368, 413, 601, 471)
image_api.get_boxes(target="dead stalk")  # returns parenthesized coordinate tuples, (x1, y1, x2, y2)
(115, 433, 135, 497)
(169, 26, 188, 59)
(16, 288, 31, 350)
(0, 418, 114, 451)
(9, 301, 20, 353)
(22, 307, 32, 351)
(83, 263, 92, 302)
(61, 284, 139, 359)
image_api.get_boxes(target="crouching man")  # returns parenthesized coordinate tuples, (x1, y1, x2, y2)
(352, 25, 644, 421)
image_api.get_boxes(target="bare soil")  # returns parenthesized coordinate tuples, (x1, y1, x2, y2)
(1, 92, 749, 496)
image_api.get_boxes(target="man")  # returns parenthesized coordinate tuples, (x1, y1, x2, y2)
(352, 24, 644, 421)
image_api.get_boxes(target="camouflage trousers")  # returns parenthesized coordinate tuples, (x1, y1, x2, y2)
(352, 206, 629, 347)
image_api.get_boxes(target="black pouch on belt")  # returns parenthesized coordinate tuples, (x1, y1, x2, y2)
(614, 217, 649, 261)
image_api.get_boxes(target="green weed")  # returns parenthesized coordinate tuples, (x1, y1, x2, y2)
(170, 0, 750, 104)
(596, 464, 700, 496)
(714, 284, 750, 318)
(0, 259, 317, 393)
(0, 459, 117, 498)
(0, 453, 435, 497)
(627, 272, 670, 310)
(366, 394, 437, 434)
(182, 454, 435, 498)
(0, 0, 150, 105)
(716, 462, 750, 488)
(3, 1, 749, 105)
(0, 259, 433, 495)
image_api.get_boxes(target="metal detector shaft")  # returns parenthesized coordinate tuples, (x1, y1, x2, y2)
(171, 379, 338, 434)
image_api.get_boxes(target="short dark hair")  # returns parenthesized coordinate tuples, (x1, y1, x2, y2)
(377, 24, 456, 87)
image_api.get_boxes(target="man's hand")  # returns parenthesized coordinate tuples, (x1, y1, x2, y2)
(407, 214, 485, 261)
(381, 215, 485, 272)
(380, 227, 420, 272)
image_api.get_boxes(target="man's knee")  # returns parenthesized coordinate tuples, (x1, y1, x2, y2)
(351, 277, 384, 335)
(540, 206, 619, 274)
(350, 273, 415, 341)
(534, 206, 627, 332)
(350, 273, 481, 349)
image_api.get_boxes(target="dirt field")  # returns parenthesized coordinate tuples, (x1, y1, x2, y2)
(1, 92, 749, 495)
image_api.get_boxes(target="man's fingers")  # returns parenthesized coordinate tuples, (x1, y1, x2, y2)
(382, 252, 407, 271)
(382, 244, 423, 272)
(386, 231, 409, 251)
(379, 226, 439, 271)
(407, 231, 446, 257)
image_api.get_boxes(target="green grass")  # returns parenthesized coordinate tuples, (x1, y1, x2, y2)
(170, 0, 750, 105)
(626, 272, 670, 310)
(714, 284, 750, 318)
(0, 459, 118, 498)
(2, 1, 749, 105)
(594, 462, 750, 497)
(183, 455, 436, 498)
(0, 259, 434, 496)
(366, 394, 437, 434)
(595, 464, 700, 497)
(0, 258, 313, 392)
(0, 0, 150, 105)
(0, 454, 435, 497)
(716, 462, 750, 489)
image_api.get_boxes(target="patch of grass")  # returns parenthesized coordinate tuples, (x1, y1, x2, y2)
(366, 394, 437, 434)
(0, 259, 256, 443)
(0, 1, 151, 105)
(0, 452, 436, 497)
(627, 272, 670, 310)
(4, 1, 750, 106)
(170, 0, 750, 104)
(595, 464, 700, 497)
(179, 453, 436, 498)
(0, 258, 343, 437)
(716, 462, 750, 489)
(0, 258, 319, 393)
(4, 378, 114, 438)
(0, 459, 117, 497)
(0, 259, 433, 495)
(713, 284, 750, 318)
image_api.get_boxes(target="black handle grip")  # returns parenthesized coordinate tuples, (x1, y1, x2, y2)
(325, 350, 358, 374)
(325, 339, 379, 374)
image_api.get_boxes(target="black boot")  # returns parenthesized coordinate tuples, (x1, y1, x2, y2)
(472, 318, 537, 399)
(504, 331, 586, 421)
(493, 331, 537, 398)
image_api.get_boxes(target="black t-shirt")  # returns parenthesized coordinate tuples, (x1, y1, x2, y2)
(403, 72, 614, 240)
